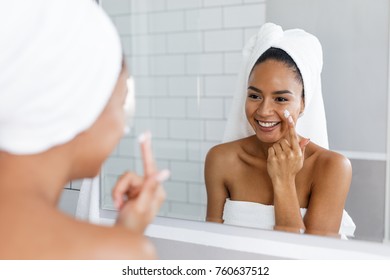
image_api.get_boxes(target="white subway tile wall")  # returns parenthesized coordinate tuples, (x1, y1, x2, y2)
(96, 0, 266, 220)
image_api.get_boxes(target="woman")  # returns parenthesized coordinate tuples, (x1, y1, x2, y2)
(205, 23, 355, 238)
(0, 0, 167, 259)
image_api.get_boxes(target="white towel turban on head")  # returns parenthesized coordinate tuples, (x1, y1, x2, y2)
(0, 0, 122, 154)
(223, 23, 329, 149)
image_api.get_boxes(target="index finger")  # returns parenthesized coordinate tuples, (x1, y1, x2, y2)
(138, 131, 157, 177)
(283, 110, 300, 151)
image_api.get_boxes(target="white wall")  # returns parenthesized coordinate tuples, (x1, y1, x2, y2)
(100, 0, 266, 221)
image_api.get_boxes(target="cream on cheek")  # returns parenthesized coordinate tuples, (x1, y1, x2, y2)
(277, 100, 303, 137)
(123, 77, 135, 134)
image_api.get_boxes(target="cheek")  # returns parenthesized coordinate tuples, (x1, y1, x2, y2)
(279, 102, 301, 119)
(245, 99, 260, 113)
(244, 101, 253, 119)
(101, 110, 126, 148)
(112, 111, 126, 139)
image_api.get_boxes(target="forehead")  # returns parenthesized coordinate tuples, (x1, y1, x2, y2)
(248, 60, 302, 93)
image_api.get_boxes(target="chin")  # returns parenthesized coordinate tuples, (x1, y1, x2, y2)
(257, 137, 279, 144)
(254, 131, 283, 144)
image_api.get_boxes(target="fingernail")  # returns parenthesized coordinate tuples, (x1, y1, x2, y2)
(301, 138, 310, 148)
(283, 109, 290, 119)
(138, 131, 151, 143)
(288, 115, 293, 124)
(156, 169, 170, 182)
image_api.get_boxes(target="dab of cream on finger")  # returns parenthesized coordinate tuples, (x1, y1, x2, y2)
(156, 169, 171, 182)
(138, 131, 151, 143)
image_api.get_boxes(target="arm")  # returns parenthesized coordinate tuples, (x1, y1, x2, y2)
(0, 195, 157, 259)
(272, 177, 306, 233)
(268, 112, 351, 236)
(59, 213, 158, 259)
(268, 144, 306, 233)
(267, 113, 309, 233)
(303, 153, 352, 237)
(204, 146, 229, 223)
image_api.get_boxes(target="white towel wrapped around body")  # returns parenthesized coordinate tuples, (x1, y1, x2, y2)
(223, 199, 356, 239)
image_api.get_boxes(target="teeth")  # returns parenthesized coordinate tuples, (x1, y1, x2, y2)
(257, 121, 279, 128)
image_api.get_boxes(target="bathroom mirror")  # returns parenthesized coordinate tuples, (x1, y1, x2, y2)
(99, 0, 390, 243)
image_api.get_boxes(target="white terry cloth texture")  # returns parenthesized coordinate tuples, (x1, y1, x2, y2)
(223, 22, 329, 149)
(223, 199, 356, 240)
(0, 0, 122, 155)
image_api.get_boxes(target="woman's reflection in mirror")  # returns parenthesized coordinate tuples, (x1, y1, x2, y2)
(205, 23, 356, 239)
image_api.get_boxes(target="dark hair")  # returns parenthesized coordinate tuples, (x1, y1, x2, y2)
(252, 47, 304, 97)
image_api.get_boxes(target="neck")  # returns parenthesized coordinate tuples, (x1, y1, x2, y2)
(0, 147, 72, 205)
(248, 134, 304, 159)
(256, 138, 274, 159)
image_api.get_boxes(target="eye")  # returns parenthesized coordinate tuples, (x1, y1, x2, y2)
(275, 97, 288, 102)
(247, 93, 261, 100)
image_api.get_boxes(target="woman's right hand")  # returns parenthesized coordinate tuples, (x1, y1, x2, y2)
(112, 132, 169, 234)
(267, 111, 309, 186)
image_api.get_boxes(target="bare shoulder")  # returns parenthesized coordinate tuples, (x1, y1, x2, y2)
(204, 139, 245, 192)
(309, 143, 352, 191)
(314, 146, 351, 173)
(205, 139, 244, 166)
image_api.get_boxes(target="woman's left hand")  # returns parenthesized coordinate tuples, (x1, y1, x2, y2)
(267, 112, 310, 185)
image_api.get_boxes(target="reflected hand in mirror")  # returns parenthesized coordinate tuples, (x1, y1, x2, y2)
(205, 23, 355, 239)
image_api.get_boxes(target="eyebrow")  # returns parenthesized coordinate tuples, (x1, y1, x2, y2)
(247, 86, 293, 95)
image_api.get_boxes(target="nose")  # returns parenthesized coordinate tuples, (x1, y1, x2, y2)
(256, 98, 274, 117)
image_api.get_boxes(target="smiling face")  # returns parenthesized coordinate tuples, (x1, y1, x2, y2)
(245, 59, 304, 144)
